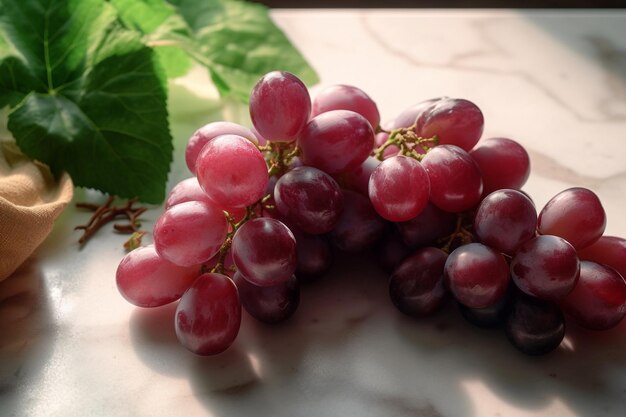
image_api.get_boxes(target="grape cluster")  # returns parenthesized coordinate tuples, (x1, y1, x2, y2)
(116, 71, 626, 357)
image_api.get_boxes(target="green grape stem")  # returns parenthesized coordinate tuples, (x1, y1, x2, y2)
(373, 123, 439, 161)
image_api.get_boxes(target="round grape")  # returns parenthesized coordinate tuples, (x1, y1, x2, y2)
(510, 235, 580, 300)
(153, 201, 227, 267)
(274, 166, 343, 235)
(233, 272, 299, 324)
(232, 218, 297, 287)
(175, 273, 241, 355)
(298, 110, 375, 174)
(389, 247, 448, 317)
(249, 71, 311, 142)
(474, 189, 537, 255)
(505, 293, 565, 355)
(444, 243, 510, 308)
(185, 121, 257, 174)
(422, 145, 483, 213)
(561, 261, 626, 331)
(538, 187, 606, 249)
(469, 137, 530, 195)
(196, 134, 268, 209)
(368, 155, 430, 222)
(116, 245, 199, 307)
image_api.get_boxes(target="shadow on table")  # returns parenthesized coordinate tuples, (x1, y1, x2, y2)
(0, 259, 56, 414)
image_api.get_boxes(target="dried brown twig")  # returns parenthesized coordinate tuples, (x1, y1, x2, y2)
(75, 196, 147, 247)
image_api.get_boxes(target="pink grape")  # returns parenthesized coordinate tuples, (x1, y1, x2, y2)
(175, 273, 241, 355)
(368, 155, 430, 222)
(165, 177, 213, 209)
(233, 272, 299, 324)
(511, 235, 580, 301)
(444, 243, 510, 308)
(311, 84, 380, 129)
(185, 122, 257, 174)
(329, 190, 387, 252)
(421, 145, 483, 213)
(249, 71, 311, 142)
(538, 187, 606, 249)
(469, 137, 530, 195)
(153, 201, 228, 267)
(474, 189, 537, 255)
(298, 110, 375, 174)
(274, 166, 344, 234)
(232, 218, 297, 287)
(389, 247, 448, 317)
(578, 236, 626, 279)
(116, 245, 199, 307)
(562, 261, 626, 330)
(196, 134, 268, 208)
(417, 98, 484, 151)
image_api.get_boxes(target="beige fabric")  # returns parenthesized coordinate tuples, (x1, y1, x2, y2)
(0, 141, 73, 281)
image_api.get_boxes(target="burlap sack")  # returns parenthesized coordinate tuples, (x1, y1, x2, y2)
(0, 142, 73, 281)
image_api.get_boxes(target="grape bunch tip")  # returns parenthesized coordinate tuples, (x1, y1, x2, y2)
(115, 70, 626, 357)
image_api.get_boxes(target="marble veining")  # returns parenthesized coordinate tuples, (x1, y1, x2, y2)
(1, 9, 626, 417)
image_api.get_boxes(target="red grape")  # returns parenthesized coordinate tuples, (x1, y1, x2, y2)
(368, 155, 430, 222)
(561, 261, 626, 330)
(444, 243, 510, 308)
(312, 84, 380, 129)
(538, 187, 606, 249)
(422, 145, 483, 213)
(469, 137, 530, 195)
(249, 71, 311, 142)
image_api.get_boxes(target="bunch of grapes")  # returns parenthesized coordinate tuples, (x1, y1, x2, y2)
(116, 71, 626, 356)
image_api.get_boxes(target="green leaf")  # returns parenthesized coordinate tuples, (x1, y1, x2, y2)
(0, 0, 172, 203)
(112, 0, 319, 101)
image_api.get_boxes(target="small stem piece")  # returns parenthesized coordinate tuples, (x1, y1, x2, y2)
(75, 196, 148, 247)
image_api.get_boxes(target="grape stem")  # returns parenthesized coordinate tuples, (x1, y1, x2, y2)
(75, 196, 147, 247)
(439, 213, 475, 253)
(263, 141, 300, 177)
(373, 124, 439, 161)
(209, 200, 270, 275)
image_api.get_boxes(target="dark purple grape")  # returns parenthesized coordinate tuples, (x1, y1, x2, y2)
(444, 243, 510, 308)
(330, 190, 387, 252)
(377, 230, 413, 274)
(389, 247, 448, 317)
(231, 218, 297, 287)
(511, 235, 580, 301)
(293, 229, 333, 282)
(561, 261, 626, 331)
(274, 166, 344, 235)
(396, 202, 457, 249)
(233, 272, 299, 324)
(458, 283, 516, 328)
(474, 189, 537, 255)
(538, 187, 606, 249)
(505, 294, 565, 355)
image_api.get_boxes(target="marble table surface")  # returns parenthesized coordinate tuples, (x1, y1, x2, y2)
(2, 9, 626, 417)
